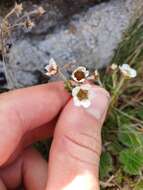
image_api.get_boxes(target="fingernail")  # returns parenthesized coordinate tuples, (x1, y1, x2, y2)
(87, 87, 110, 121)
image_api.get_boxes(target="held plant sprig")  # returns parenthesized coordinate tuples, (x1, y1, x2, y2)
(0, 3, 45, 89)
(109, 64, 137, 111)
(44, 58, 137, 111)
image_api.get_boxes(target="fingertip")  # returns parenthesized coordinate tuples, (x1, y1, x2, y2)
(92, 85, 110, 100)
(46, 85, 108, 190)
(86, 85, 110, 123)
(59, 85, 110, 128)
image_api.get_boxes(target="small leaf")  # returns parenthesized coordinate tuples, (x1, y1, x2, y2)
(108, 141, 123, 156)
(119, 149, 143, 175)
(118, 124, 143, 147)
(100, 152, 113, 179)
(136, 107, 143, 120)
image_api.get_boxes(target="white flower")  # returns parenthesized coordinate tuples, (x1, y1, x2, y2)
(14, 3, 23, 17)
(94, 70, 99, 78)
(72, 84, 93, 108)
(72, 66, 89, 83)
(110, 64, 118, 71)
(119, 64, 137, 78)
(45, 58, 58, 76)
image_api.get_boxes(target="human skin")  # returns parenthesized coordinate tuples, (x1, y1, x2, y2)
(0, 81, 109, 190)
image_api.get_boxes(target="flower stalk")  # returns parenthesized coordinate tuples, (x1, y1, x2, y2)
(0, 3, 45, 89)
(44, 60, 137, 109)
(109, 76, 125, 110)
(97, 77, 104, 88)
(59, 70, 73, 93)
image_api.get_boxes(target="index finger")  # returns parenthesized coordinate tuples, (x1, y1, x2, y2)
(0, 81, 70, 166)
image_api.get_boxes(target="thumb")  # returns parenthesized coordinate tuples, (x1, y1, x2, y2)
(46, 86, 110, 190)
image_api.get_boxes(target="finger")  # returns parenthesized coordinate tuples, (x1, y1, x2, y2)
(4, 120, 55, 167)
(46, 86, 110, 190)
(0, 179, 6, 190)
(0, 82, 70, 166)
(0, 147, 48, 190)
(23, 148, 48, 190)
(23, 119, 56, 147)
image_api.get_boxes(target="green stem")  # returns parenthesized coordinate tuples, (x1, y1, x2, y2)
(58, 69, 67, 82)
(109, 76, 125, 111)
(58, 70, 73, 92)
(114, 107, 143, 126)
(97, 78, 104, 88)
(112, 71, 117, 89)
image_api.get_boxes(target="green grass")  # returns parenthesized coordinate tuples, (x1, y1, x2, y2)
(99, 18, 143, 189)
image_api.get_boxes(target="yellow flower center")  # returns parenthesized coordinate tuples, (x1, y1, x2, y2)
(74, 70, 85, 81)
(77, 89, 88, 100)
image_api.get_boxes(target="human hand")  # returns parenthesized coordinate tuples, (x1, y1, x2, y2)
(0, 81, 109, 190)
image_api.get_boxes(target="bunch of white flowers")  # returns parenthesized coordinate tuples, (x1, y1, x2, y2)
(119, 64, 137, 78)
(110, 63, 137, 78)
(45, 58, 137, 109)
(45, 59, 95, 108)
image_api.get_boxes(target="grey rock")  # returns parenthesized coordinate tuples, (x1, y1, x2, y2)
(5, 0, 143, 87)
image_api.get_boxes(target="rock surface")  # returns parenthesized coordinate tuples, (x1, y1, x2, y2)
(1, 0, 143, 88)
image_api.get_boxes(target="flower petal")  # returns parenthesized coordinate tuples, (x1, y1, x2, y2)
(119, 64, 137, 78)
(130, 69, 137, 78)
(71, 66, 89, 83)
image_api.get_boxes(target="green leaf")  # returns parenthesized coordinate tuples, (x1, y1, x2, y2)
(100, 152, 113, 179)
(118, 124, 143, 148)
(118, 114, 131, 125)
(108, 141, 123, 156)
(134, 180, 143, 190)
(136, 107, 143, 120)
(119, 149, 143, 175)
